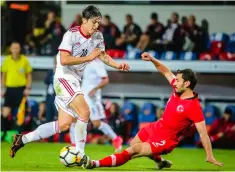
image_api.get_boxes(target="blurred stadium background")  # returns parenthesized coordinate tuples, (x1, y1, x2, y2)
(1, 1, 235, 169)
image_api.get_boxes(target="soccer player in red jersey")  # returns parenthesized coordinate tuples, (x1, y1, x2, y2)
(82, 52, 223, 169)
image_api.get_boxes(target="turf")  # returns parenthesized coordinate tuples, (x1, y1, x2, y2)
(1, 142, 234, 171)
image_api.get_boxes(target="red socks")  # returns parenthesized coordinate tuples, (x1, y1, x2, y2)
(97, 150, 131, 167)
(149, 155, 162, 163)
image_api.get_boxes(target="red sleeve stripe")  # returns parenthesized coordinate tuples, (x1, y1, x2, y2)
(58, 49, 71, 54)
(101, 77, 108, 79)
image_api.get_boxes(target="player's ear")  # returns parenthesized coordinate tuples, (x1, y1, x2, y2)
(82, 18, 88, 24)
(185, 80, 190, 88)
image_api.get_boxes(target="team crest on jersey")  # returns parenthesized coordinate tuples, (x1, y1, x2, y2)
(177, 105, 184, 113)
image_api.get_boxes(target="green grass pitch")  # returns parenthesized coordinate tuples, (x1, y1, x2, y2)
(1, 142, 235, 171)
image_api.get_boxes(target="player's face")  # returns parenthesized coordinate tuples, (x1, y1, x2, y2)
(174, 74, 189, 94)
(10, 43, 21, 56)
(83, 17, 101, 35)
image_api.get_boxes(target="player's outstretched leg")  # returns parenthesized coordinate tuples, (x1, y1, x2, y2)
(82, 142, 152, 169)
(10, 109, 74, 158)
(10, 121, 59, 158)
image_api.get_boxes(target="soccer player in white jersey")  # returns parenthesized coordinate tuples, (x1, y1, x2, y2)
(70, 58, 123, 152)
(10, 5, 130, 160)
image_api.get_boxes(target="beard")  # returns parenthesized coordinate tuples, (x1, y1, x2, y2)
(175, 88, 186, 96)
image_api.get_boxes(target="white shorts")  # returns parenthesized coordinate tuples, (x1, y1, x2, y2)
(85, 95, 106, 121)
(53, 78, 82, 118)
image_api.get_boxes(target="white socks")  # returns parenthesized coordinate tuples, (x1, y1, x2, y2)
(74, 119, 88, 153)
(98, 121, 117, 140)
(22, 121, 59, 144)
(69, 123, 75, 145)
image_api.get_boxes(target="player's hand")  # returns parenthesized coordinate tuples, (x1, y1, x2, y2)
(117, 62, 130, 71)
(88, 88, 97, 97)
(141, 52, 154, 61)
(23, 88, 30, 97)
(87, 48, 102, 61)
(206, 157, 224, 167)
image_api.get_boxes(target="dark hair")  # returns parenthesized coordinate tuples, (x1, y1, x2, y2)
(104, 15, 110, 21)
(111, 103, 120, 117)
(82, 5, 102, 20)
(172, 12, 179, 19)
(224, 107, 233, 116)
(151, 12, 158, 20)
(177, 69, 197, 90)
(126, 14, 133, 20)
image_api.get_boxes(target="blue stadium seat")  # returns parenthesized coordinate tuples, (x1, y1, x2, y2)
(121, 101, 138, 137)
(224, 105, 235, 122)
(160, 51, 177, 60)
(226, 33, 235, 53)
(210, 32, 229, 44)
(27, 99, 39, 117)
(203, 105, 220, 126)
(180, 52, 197, 60)
(125, 45, 141, 60)
(138, 103, 157, 123)
(147, 50, 159, 59)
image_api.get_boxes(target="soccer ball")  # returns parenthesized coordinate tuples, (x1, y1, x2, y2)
(59, 146, 84, 167)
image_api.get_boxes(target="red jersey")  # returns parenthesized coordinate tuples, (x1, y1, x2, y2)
(150, 79, 204, 141)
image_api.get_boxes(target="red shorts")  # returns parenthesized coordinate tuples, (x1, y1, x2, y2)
(137, 124, 178, 155)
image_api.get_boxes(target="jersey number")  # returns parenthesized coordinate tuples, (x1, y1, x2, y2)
(81, 49, 88, 57)
(152, 140, 166, 147)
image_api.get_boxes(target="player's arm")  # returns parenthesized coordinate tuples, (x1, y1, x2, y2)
(98, 51, 130, 71)
(89, 77, 109, 97)
(141, 52, 175, 83)
(60, 48, 101, 66)
(195, 121, 223, 167)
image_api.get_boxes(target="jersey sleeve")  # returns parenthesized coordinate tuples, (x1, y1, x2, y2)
(189, 101, 205, 123)
(96, 60, 108, 78)
(96, 32, 105, 51)
(1, 58, 8, 72)
(25, 58, 32, 73)
(58, 31, 73, 54)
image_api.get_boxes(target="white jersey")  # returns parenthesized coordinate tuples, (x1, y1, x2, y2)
(54, 26, 105, 81)
(82, 58, 108, 102)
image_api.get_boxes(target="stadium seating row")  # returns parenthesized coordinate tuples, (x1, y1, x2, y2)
(106, 32, 235, 60)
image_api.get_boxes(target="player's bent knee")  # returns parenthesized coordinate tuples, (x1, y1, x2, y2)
(58, 122, 71, 132)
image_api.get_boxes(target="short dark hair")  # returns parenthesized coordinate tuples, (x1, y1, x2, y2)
(104, 15, 110, 21)
(82, 5, 102, 20)
(126, 14, 133, 20)
(177, 69, 197, 90)
(151, 12, 158, 20)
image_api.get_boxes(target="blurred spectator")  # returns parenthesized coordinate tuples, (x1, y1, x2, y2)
(37, 101, 46, 124)
(197, 107, 235, 149)
(108, 103, 126, 140)
(156, 107, 164, 119)
(70, 14, 82, 28)
(181, 16, 188, 30)
(44, 56, 58, 122)
(7, 1, 30, 46)
(99, 15, 121, 50)
(183, 15, 201, 53)
(199, 19, 210, 53)
(115, 14, 142, 49)
(162, 12, 184, 53)
(40, 11, 66, 56)
(24, 18, 45, 55)
(136, 12, 164, 51)
(1, 42, 32, 140)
